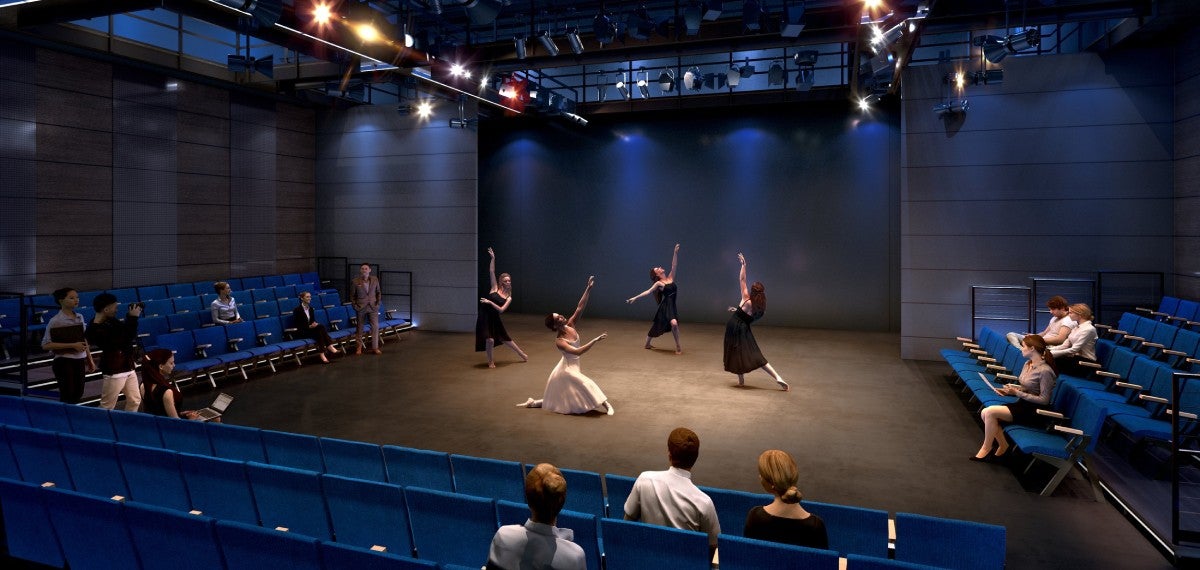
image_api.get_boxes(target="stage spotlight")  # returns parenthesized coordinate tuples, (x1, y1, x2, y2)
(726, 65, 741, 87)
(738, 58, 755, 78)
(416, 100, 433, 117)
(767, 61, 785, 85)
(933, 99, 968, 117)
(597, 73, 608, 102)
(793, 50, 818, 91)
(972, 68, 1003, 85)
(615, 73, 631, 100)
(514, 36, 527, 59)
(703, 72, 726, 90)
(637, 68, 651, 98)
(594, 12, 618, 46)
(871, 23, 903, 54)
(355, 23, 380, 43)
(312, 2, 332, 25)
(742, 0, 763, 30)
(628, 6, 655, 40)
(683, 2, 702, 36)
(683, 66, 703, 90)
(463, 0, 501, 26)
(781, 3, 805, 38)
(537, 30, 559, 57)
(975, 29, 1040, 64)
(566, 27, 584, 55)
(658, 68, 676, 93)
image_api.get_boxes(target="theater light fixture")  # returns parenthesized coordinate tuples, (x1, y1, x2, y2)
(781, 2, 805, 38)
(597, 72, 608, 102)
(416, 100, 433, 117)
(871, 23, 904, 54)
(703, 72, 726, 90)
(637, 68, 651, 98)
(463, 0, 501, 26)
(975, 29, 1040, 64)
(726, 65, 741, 88)
(972, 68, 1003, 85)
(767, 60, 785, 85)
(739, 58, 756, 79)
(615, 73, 631, 100)
(594, 12, 618, 46)
(933, 99, 968, 117)
(742, 0, 763, 31)
(683, 2, 702, 36)
(514, 36, 527, 59)
(658, 68, 676, 93)
(628, 6, 655, 40)
(793, 50, 818, 91)
(537, 30, 559, 57)
(683, 66, 703, 91)
(566, 27, 584, 55)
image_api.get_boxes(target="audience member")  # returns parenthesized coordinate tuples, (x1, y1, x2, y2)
(293, 290, 339, 363)
(972, 334, 1057, 461)
(86, 293, 142, 411)
(743, 450, 828, 549)
(351, 263, 382, 355)
(1050, 303, 1098, 377)
(1006, 295, 1074, 347)
(486, 463, 586, 570)
(141, 348, 202, 420)
(210, 281, 243, 325)
(624, 427, 720, 558)
(40, 287, 95, 404)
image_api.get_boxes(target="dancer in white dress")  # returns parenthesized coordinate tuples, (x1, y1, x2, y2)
(517, 275, 614, 415)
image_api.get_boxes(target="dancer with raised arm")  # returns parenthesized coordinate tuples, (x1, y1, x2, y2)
(518, 276, 614, 415)
(626, 243, 682, 354)
(476, 247, 528, 368)
(724, 253, 789, 390)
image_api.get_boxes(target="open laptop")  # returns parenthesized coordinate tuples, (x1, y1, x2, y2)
(195, 392, 234, 422)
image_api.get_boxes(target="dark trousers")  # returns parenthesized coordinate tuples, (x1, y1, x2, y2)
(303, 323, 335, 349)
(53, 357, 86, 404)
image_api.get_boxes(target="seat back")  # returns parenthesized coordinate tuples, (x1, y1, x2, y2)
(138, 316, 170, 346)
(59, 432, 129, 497)
(241, 276, 265, 290)
(7, 425, 73, 487)
(553, 466, 606, 519)
(167, 283, 196, 299)
(166, 312, 202, 333)
(282, 274, 303, 286)
(0, 395, 31, 426)
(0, 477, 67, 567)
(321, 473, 414, 555)
(603, 473, 638, 518)
(599, 517, 711, 570)
(125, 500, 224, 570)
(262, 429, 325, 472)
(156, 416, 214, 455)
(717, 534, 840, 570)
(23, 397, 72, 433)
(404, 486, 497, 566)
(172, 295, 203, 314)
(698, 485, 772, 538)
(137, 285, 168, 302)
(803, 500, 891, 558)
(110, 410, 165, 448)
(207, 422, 267, 463)
(319, 292, 342, 308)
(43, 486, 141, 570)
(192, 325, 233, 359)
(893, 512, 1005, 570)
(178, 452, 260, 525)
(215, 519, 322, 570)
(1177, 300, 1199, 323)
(317, 541, 437, 570)
(382, 445, 454, 491)
(225, 321, 259, 351)
(246, 461, 333, 539)
(263, 275, 285, 288)
(0, 426, 22, 480)
(142, 299, 174, 318)
(252, 288, 277, 304)
(451, 454, 526, 503)
(63, 404, 116, 440)
(116, 442, 191, 511)
(320, 436, 387, 482)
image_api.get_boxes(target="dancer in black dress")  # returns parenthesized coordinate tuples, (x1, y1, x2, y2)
(476, 247, 528, 368)
(724, 253, 788, 390)
(625, 243, 682, 354)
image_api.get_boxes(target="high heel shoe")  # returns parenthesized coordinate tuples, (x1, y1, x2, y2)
(969, 452, 993, 462)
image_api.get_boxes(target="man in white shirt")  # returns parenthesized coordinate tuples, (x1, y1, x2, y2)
(1050, 303, 1098, 377)
(624, 427, 720, 559)
(1007, 295, 1075, 348)
(487, 463, 586, 570)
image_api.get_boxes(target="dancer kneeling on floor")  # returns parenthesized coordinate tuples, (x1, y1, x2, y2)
(972, 334, 1056, 461)
(517, 275, 614, 416)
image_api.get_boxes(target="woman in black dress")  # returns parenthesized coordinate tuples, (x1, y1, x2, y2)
(476, 247, 528, 368)
(141, 348, 201, 420)
(724, 253, 788, 390)
(625, 243, 682, 354)
(744, 449, 827, 549)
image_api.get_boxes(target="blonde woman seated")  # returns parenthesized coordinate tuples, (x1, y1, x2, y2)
(744, 449, 828, 549)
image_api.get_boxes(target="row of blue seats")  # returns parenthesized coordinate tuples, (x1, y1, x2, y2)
(1099, 312, 1200, 369)
(1135, 296, 1200, 328)
(944, 327, 1200, 494)
(0, 396, 1006, 569)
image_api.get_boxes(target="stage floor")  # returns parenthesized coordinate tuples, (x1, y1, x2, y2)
(208, 313, 1172, 569)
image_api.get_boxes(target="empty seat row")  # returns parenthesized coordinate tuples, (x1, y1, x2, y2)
(1135, 296, 1200, 328)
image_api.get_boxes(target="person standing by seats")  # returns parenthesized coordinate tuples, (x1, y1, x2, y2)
(476, 247, 528, 368)
(141, 348, 203, 420)
(724, 253, 788, 390)
(624, 427, 720, 559)
(625, 243, 683, 354)
(210, 281, 243, 325)
(1050, 304, 1098, 377)
(86, 293, 142, 411)
(744, 449, 828, 549)
(41, 287, 95, 404)
(1006, 295, 1074, 348)
(351, 263, 382, 355)
(972, 334, 1057, 461)
(294, 290, 339, 363)
(486, 463, 586, 570)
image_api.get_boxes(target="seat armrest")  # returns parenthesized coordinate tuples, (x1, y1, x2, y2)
(985, 364, 1005, 372)
(1078, 361, 1102, 369)
(385, 309, 396, 318)
(1150, 311, 1169, 318)
(169, 327, 184, 333)
(969, 349, 987, 355)
(977, 356, 996, 364)
(1037, 409, 1065, 419)
(1095, 323, 1112, 331)
(31, 309, 48, 324)
(996, 373, 1019, 382)
(962, 342, 980, 349)
(322, 304, 335, 309)
(1163, 349, 1186, 357)
(1139, 395, 1169, 404)
(256, 332, 272, 346)
(1188, 358, 1200, 365)
(1114, 382, 1143, 391)
(1167, 316, 1187, 323)
(257, 315, 270, 319)
(1108, 328, 1127, 336)
(194, 343, 212, 358)
(1095, 371, 1121, 379)
(956, 336, 973, 343)
(1124, 335, 1146, 343)
(1142, 342, 1165, 349)
(1135, 307, 1151, 314)
(283, 327, 297, 340)
(1053, 425, 1084, 436)
(138, 333, 150, 339)
(328, 318, 342, 331)
(1167, 409, 1199, 420)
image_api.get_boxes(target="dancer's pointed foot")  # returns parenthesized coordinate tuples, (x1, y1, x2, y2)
(674, 347, 683, 355)
(604, 401, 615, 416)
(737, 375, 746, 387)
(519, 352, 528, 362)
(644, 344, 653, 350)
(488, 362, 496, 369)
(516, 398, 535, 408)
(777, 379, 790, 391)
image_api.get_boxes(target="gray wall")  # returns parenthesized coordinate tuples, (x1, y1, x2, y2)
(478, 105, 901, 331)
(900, 50, 1175, 360)
(1176, 29, 1200, 300)
(314, 104, 479, 332)
(0, 40, 316, 295)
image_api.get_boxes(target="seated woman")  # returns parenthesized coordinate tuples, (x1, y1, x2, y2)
(744, 449, 828, 549)
(972, 334, 1056, 461)
(210, 281, 243, 325)
(141, 348, 202, 420)
(293, 291, 339, 363)
(1050, 303, 1098, 378)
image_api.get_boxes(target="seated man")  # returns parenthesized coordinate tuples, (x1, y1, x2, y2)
(487, 463, 586, 570)
(1007, 295, 1074, 348)
(624, 427, 720, 558)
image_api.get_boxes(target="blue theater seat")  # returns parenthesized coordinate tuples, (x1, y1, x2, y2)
(496, 499, 602, 570)
(178, 452, 259, 525)
(603, 473, 637, 518)
(451, 454, 526, 503)
(321, 473, 414, 555)
(600, 518, 710, 570)
(42, 486, 141, 570)
(23, 397, 72, 433)
(262, 429, 325, 472)
(320, 436, 388, 482)
(206, 422, 268, 463)
(110, 409, 165, 448)
(0, 477, 67, 567)
(215, 519, 322, 570)
(893, 512, 1005, 570)
(697, 485, 771, 538)
(156, 415, 215, 455)
(137, 285, 168, 302)
(125, 500, 225, 570)
(167, 283, 196, 299)
(404, 486, 496, 566)
(716, 534, 839, 570)
(382, 445, 454, 491)
(803, 500, 891, 558)
(7, 425, 73, 488)
(58, 433, 129, 498)
(116, 443, 191, 511)
(246, 461, 333, 540)
(317, 541, 438, 570)
(0, 395, 31, 426)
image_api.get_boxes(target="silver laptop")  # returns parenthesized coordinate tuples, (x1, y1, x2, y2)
(195, 392, 234, 422)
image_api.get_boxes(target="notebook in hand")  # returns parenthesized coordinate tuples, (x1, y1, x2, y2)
(977, 372, 1004, 394)
(195, 392, 234, 422)
(49, 324, 85, 344)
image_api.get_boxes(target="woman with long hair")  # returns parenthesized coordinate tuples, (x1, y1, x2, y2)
(626, 243, 682, 354)
(972, 334, 1057, 461)
(476, 247, 528, 368)
(744, 449, 828, 549)
(517, 276, 614, 415)
(141, 348, 201, 420)
(724, 253, 788, 390)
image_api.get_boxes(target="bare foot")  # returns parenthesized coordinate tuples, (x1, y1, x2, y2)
(777, 379, 790, 391)
(488, 362, 496, 369)
(675, 348, 683, 355)
(644, 344, 653, 350)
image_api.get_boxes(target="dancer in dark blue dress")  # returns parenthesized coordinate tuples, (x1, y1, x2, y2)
(626, 243, 683, 354)
(724, 253, 788, 390)
(476, 247, 528, 368)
